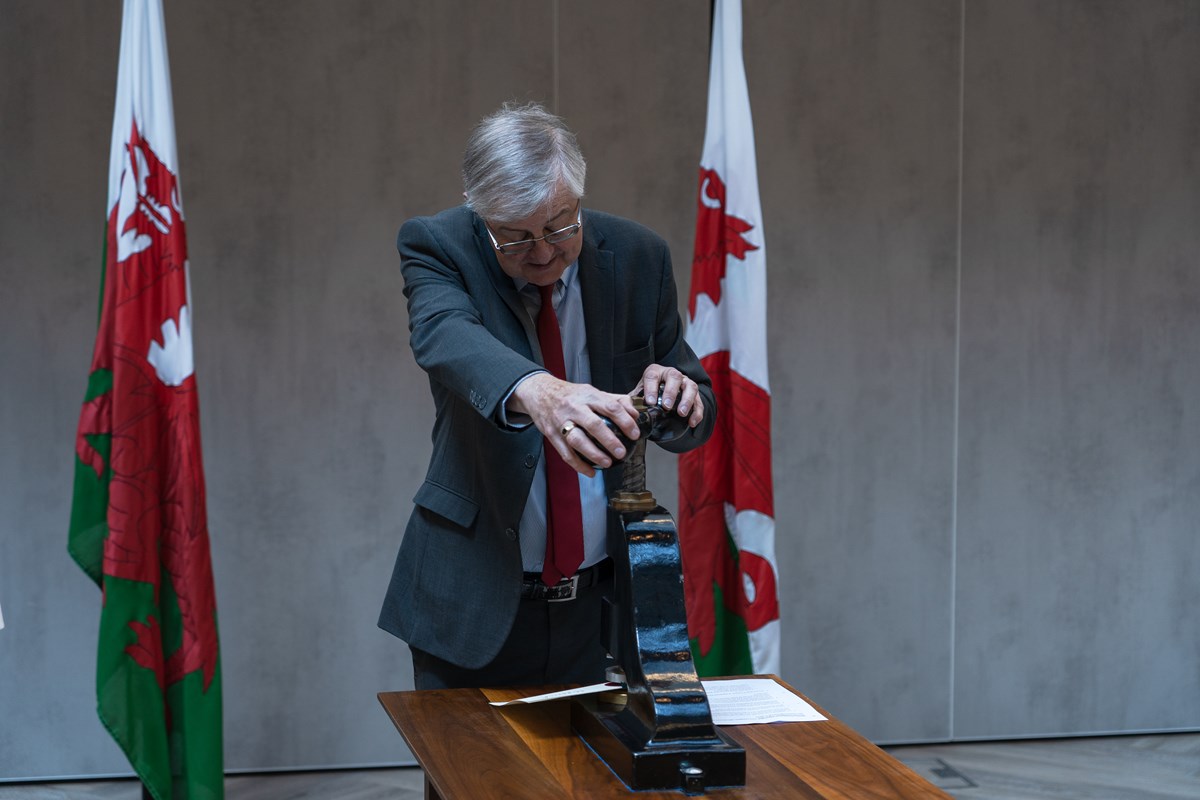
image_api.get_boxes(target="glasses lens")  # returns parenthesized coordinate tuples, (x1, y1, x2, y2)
(498, 240, 536, 255)
(544, 223, 581, 245)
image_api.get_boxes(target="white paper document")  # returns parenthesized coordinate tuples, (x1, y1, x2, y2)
(488, 682, 622, 706)
(701, 678, 826, 725)
(489, 677, 825, 726)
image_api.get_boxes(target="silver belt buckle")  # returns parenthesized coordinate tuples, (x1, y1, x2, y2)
(547, 574, 579, 602)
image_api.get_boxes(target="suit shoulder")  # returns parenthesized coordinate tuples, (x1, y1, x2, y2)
(586, 210, 668, 253)
(398, 205, 476, 250)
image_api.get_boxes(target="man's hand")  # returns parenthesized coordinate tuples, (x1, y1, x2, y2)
(509, 373, 641, 477)
(632, 363, 706, 430)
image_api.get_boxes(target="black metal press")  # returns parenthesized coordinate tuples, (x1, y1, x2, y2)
(571, 400, 746, 794)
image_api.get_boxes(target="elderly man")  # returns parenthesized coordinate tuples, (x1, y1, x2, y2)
(379, 102, 716, 689)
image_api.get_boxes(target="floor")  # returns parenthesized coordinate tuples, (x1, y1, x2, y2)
(884, 733, 1200, 800)
(1, 733, 1196, 799)
(0, 770, 427, 800)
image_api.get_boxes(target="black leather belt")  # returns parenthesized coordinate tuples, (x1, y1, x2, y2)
(521, 559, 613, 602)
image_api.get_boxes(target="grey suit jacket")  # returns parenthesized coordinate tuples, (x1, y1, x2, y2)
(378, 205, 716, 669)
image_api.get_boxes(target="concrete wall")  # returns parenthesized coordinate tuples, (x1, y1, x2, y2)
(2, 0, 1197, 781)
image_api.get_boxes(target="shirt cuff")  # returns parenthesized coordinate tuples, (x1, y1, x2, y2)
(497, 370, 547, 429)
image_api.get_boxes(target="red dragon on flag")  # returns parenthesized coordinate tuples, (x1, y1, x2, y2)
(78, 120, 219, 695)
(681, 170, 778, 673)
(688, 169, 759, 317)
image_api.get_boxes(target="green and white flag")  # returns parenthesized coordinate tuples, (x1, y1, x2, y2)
(680, 0, 780, 676)
(69, 1, 223, 796)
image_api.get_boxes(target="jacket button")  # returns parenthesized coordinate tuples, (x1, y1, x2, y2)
(505, 527, 518, 541)
(523, 454, 536, 468)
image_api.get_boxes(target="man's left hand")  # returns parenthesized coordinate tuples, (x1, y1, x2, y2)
(632, 363, 706, 430)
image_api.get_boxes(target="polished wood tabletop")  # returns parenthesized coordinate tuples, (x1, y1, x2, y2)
(378, 675, 951, 799)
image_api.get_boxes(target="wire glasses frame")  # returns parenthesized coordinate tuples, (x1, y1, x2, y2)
(485, 205, 582, 256)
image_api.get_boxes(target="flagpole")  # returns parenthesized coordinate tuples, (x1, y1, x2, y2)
(709, 0, 716, 51)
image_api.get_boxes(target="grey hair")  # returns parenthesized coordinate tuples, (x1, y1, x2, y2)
(462, 102, 587, 223)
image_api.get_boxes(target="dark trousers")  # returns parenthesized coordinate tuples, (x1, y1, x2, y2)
(410, 572, 613, 689)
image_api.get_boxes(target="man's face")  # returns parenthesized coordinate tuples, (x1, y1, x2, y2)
(486, 187, 583, 287)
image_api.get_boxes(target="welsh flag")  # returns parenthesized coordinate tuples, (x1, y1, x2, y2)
(68, 1, 223, 797)
(680, 0, 780, 677)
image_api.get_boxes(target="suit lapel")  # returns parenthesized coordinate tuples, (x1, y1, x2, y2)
(474, 216, 525, 319)
(473, 214, 538, 358)
(581, 228, 624, 495)
(579, 224, 615, 391)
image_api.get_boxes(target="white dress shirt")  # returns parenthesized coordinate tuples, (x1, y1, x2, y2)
(500, 262, 609, 573)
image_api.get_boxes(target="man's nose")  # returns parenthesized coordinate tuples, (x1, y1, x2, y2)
(529, 237, 557, 261)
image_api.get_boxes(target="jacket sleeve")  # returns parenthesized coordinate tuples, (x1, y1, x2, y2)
(399, 216, 541, 422)
(649, 240, 718, 455)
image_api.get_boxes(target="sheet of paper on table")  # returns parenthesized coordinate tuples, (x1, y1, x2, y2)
(488, 677, 826, 725)
(488, 682, 623, 706)
(701, 678, 826, 725)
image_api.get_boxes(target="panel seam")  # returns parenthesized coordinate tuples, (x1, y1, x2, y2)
(552, 0, 560, 112)
(948, 0, 967, 743)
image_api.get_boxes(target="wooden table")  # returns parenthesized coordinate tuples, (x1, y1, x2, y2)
(378, 676, 950, 799)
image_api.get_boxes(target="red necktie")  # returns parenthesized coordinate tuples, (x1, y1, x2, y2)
(537, 283, 584, 585)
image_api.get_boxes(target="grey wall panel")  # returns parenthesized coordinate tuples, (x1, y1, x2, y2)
(955, 0, 1200, 738)
(746, 0, 962, 741)
(0, 0, 131, 779)
(166, 0, 562, 774)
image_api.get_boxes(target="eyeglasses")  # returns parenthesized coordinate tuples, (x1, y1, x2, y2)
(486, 206, 582, 256)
